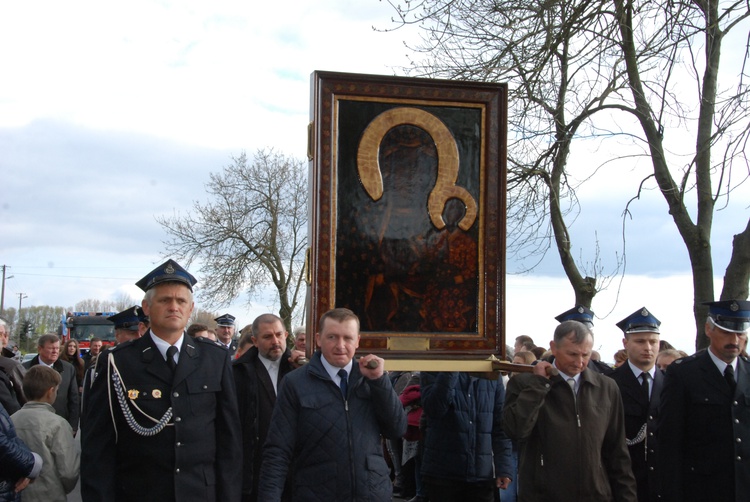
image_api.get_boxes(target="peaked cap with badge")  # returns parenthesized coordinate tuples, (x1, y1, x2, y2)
(703, 300, 750, 334)
(555, 305, 595, 328)
(616, 307, 661, 335)
(135, 258, 198, 292)
(108, 306, 146, 332)
(215, 313, 236, 327)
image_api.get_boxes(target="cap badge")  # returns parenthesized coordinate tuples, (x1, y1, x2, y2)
(128, 389, 140, 400)
(577, 306, 584, 313)
(165, 264, 175, 274)
(641, 308, 649, 317)
(731, 301, 739, 312)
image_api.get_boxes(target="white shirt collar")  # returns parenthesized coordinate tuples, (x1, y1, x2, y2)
(708, 347, 737, 376)
(320, 354, 354, 385)
(552, 361, 581, 386)
(627, 360, 655, 380)
(150, 331, 184, 363)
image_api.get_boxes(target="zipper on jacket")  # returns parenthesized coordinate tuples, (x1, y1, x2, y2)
(540, 454, 544, 467)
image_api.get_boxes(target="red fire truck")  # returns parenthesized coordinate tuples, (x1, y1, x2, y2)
(59, 312, 117, 353)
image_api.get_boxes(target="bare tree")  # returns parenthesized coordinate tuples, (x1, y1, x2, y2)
(112, 291, 138, 312)
(614, 0, 750, 348)
(385, 0, 626, 308)
(157, 149, 308, 333)
(74, 299, 120, 313)
(385, 0, 750, 348)
(189, 308, 219, 328)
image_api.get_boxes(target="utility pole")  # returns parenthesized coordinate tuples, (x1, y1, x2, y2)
(18, 292, 28, 351)
(17, 292, 27, 315)
(1, 265, 11, 313)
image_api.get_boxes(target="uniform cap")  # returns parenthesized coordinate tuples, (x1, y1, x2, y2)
(555, 305, 595, 328)
(214, 314, 236, 327)
(703, 300, 750, 333)
(135, 259, 197, 292)
(616, 307, 661, 335)
(108, 306, 142, 332)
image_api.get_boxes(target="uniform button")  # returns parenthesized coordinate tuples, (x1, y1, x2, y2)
(733, 401, 738, 406)
(649, 432, 654, 437)
(176, 442, 182, 447)
(735, 419, 740, 424)
(737, 438, 742, 443)
(203, 385, 208, 390)
(704, 398, 709, 402)
(737, 456, 742, 461)
(649, 467, 654, 471)
(175, 468, 180, 474)
(649, 449, 655, 454)
(173, 392, 179, 398)
(175, 417, 181, 423)
(545, 384, 551, 389)
(649, 415, 654, 420)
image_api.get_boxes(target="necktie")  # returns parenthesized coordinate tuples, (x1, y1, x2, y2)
(724, 364, 736, 393)
(338, 369, 348, 398)
(567, 378, 576, 401)
(641, 372, 651, 400)
(166, 345, 178, 373)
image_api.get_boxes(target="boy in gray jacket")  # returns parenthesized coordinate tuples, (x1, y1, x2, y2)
(11, 365, 79, 502)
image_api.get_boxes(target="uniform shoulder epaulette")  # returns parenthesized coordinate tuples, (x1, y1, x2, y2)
(674, 350, 703, 365)
(109, 340, 134, 353)
(192, 336, 225, 349)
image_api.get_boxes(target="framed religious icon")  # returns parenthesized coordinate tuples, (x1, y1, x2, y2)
(306, 71, 508, 367)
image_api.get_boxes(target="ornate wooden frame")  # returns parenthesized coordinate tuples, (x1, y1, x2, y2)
(306, 71, 508, 362)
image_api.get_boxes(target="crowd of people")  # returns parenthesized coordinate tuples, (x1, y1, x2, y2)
(0, 258, 748, 502)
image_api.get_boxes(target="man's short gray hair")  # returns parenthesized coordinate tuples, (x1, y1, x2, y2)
(143, 283, 194, 304)
(554, 320, 593, 345)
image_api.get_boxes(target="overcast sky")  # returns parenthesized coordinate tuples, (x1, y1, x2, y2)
(1, 1, 747, 362)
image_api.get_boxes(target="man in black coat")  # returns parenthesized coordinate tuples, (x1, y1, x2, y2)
(611, 307, 664, 502)
(0, 320, 25, 411)
(233, 313, 305, 502)
(657, 300, 750, 502)
(81, 259, 242, 502)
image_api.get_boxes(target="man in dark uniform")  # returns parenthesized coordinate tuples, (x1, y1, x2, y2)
(81, 306, 146, 423)
(555, 305, 614, 375)
(611, 307, 663, 502)
(215, 313, 239, 356)
(109, 306, 146, 345)
(81, 259, 242, 502)
(657, 300, 750, 502)
(233, 313, 305, 502)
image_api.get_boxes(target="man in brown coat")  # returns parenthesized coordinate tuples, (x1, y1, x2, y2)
(504, 320, 637, 501)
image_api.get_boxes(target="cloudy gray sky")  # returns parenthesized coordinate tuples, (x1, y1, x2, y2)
(1, 1, 747, 362)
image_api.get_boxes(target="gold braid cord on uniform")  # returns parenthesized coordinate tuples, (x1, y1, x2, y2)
(107, 352, 174, 441)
